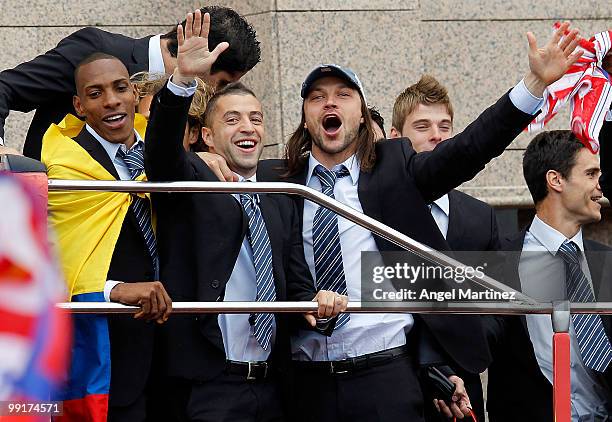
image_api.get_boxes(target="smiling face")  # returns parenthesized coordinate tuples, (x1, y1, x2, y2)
(303, 76, 363, 166)
(397, 103, 453, 152)
(557, 148, 603, 225)
(73, 58, 137, 147)
(202, 93, 264, 178)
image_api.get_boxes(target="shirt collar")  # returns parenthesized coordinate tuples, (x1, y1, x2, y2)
(148, 34, 165, 74)
(85, 124, 144, 161)
(432, 194, 450, 216)
(305, 153, 360, 186)
(528, 215, 585, 256)
(236, 173, 257, 182)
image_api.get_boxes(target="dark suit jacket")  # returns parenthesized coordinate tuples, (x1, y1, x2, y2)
(446, 189, 500, 252)
(0, 28, 150, 159)
(598, 120, 612, 199)
(485, 229, 612, 422)
(143, 85, 318, 382)
(68, 129, 156, 407)
(257, 91, 535, 375)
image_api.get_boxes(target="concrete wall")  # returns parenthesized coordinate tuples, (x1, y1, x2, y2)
(2, 1, 611, 209)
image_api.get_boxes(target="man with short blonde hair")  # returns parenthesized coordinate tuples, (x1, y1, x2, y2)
(390, 74, 500, 421)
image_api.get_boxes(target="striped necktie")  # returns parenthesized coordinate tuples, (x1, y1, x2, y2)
(312, 164, 350, 328)
(558, 240, 612, 372)
(240, 191, 276, 350)
(116, 143, 159, 278)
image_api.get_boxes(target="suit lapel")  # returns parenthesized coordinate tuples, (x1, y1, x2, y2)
(503, 230, 528, 330)
(285, 166, 308, 223)
(73, 128, 120, 179)
(357, 168, 382, 222)
(446, 190, 464, 247)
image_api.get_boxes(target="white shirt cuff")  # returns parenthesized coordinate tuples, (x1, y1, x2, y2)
(104, 280, 123, 302)
(167, 76, 197, 97)
(509, 79, 545, 115)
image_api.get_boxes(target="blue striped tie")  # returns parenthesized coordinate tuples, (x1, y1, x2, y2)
(312, 164, 350, 328)
(116, 143, 159, 278)
(240, 192, 276, 350)
(558, 241, 612, 372)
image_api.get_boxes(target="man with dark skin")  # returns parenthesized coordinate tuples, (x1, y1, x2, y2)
(44, 53, 171, 421)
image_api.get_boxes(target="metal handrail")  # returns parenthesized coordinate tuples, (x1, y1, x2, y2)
(55, 301, 612, 314)
(48, 179, 539, 306)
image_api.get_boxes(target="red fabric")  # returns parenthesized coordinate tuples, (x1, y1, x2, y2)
(527, 24, 612, 153)
(56, 394, 109, 422)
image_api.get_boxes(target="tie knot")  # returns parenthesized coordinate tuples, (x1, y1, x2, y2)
(558, 240, 581, 265)
(117, 142, 144, 178)
(314, 164, 350, 189)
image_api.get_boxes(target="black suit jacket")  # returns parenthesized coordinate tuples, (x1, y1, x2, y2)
(0, 27, 150, 159)
(598, 120, 612, 200)
(258, 91, 535, 374)
(485, 229, 612, 421)
(144, 85, 318, 382)
(67, 129, 156, 407)
(446, 189, 500, 252)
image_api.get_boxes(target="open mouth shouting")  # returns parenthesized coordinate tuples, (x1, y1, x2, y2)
(322, 113, 343, 137)
(102, 112, 128, 129)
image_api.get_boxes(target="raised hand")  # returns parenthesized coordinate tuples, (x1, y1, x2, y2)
(173, 10, 230, 85)
(524, 21, 582, 97)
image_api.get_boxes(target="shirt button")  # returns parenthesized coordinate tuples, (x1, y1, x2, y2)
(211, 280, 220, 289)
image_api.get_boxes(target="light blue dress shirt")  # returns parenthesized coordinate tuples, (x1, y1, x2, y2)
(218, 174, 276, 362)
(521, 216, 610, 421)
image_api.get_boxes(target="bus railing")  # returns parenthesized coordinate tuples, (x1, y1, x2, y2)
(48, 179, 587, 422)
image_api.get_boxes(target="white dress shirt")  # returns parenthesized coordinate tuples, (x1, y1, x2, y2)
(218, 174, 276, 362)
(148, 34, 165, 75)
(520, 216, 610, 421)
(430, 194, 450, 239)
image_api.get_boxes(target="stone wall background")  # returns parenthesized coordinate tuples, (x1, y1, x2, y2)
(1, 0, 610, 212)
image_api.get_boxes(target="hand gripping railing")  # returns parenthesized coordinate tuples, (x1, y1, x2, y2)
(49, 179, 587, 422)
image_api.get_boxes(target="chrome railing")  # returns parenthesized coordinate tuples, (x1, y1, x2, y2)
(48, 179, 538, 307)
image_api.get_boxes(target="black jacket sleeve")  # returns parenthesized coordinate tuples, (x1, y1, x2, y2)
(144, 83, 200, 182)
(408, 92, 536, 202)
(0, 27, 107, 139)
(599, 120, 612, 200)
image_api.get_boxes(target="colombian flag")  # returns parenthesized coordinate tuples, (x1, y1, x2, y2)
(42, 114, 147, 421)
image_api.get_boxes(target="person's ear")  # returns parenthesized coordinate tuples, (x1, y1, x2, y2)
(390, 127, 401, 139)
(546, 170, 564, 194)
(202, 127, 215, 149)
(188, 125, 199, 146)
(73, 95, 85, 118)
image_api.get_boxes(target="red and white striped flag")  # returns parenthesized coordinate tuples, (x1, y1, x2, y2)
(527, 24, 612, 153)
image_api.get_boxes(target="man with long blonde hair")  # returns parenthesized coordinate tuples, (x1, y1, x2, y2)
(257, 23, 582, 422)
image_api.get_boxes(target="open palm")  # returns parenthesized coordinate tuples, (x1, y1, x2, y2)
(527, 22, 582, 87)
(176, 10, 229, 79)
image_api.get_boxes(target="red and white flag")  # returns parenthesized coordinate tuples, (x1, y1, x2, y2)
(0, 172, 70, 418)
(527, 24, 612, 153)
